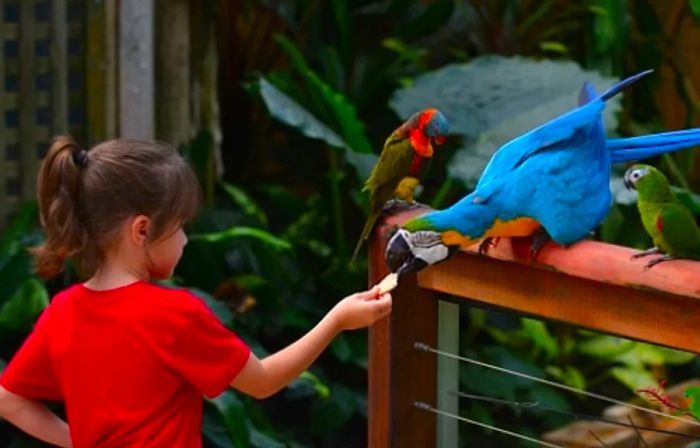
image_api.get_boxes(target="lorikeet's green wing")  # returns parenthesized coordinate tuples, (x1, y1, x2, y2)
(364, 133, 414, 193)
(352, 134, 415, 262)
(657, 205, 700, 260)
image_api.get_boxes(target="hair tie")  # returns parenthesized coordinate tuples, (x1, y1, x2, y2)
(72, 148, 88, 168)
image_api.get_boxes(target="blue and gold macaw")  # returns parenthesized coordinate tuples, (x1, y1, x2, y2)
(386, 70, 700, 274)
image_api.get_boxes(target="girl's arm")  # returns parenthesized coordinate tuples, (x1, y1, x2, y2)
(231, 288, 392, 399)
(0, 386, 71, 448)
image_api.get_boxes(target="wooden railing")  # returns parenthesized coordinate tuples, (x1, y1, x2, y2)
(367, 207, 700, 448)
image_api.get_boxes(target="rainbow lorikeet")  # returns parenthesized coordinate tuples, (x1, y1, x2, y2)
(385, 70, 700, 275)
(624, 164, 700, 269)
(351, 108, 449, 262)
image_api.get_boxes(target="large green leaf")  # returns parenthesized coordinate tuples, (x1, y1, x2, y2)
(610, 366, 656, 391)
(186, 287, 233, 324)
(274, 35, 373, 154)
(208, 392, 250, 448)
(287, 371, 331, 400)
(0, 278, 49, 332)
(655, 347, 695, 365)
(389, 56, 621, 184)
(690, 0, 700, 21)
(259, 77, 347, 149)
(190, 226, 292, 251)
(521, 318, 558, 359)
(578, 335, 635, 359)
(258, 76, 378, 180)
(0, 202, 39, 260)
(218, 181, 268, 226)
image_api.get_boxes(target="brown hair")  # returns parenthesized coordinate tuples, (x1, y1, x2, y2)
(32, 135, 201, 279)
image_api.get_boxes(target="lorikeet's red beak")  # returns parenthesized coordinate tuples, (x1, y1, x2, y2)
(434, 135, 446, 145)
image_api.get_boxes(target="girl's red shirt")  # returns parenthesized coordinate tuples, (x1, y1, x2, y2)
(0, 280, 251, 447)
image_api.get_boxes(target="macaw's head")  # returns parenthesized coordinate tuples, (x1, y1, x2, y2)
(384, 217, 460, 275)
(405, 108, 450, 158)
(623, 164, 669, 200)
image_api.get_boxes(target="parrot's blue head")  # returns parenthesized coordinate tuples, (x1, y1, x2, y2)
(421, 109, 450, 144)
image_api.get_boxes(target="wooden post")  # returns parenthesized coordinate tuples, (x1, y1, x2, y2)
(0, 0, 6, 227)
(119, 0, 155, 139)
(51, 0, 68, 135)
(18, 0, 36, 201)
(86, 0, 118, 144)
(156, 0, 190, 146)
(368, 208, 440, 448)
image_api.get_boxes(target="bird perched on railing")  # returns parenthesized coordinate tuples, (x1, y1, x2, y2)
(351, 108, 449, 262)
(385, 70, 700, 275)
(624, 164, 700, 269)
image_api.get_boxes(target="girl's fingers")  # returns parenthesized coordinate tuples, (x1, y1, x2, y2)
(372, 294, 392, 314)
(357, 286, 381, 301)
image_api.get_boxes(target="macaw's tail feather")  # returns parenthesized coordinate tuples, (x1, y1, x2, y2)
(608, 128, 700, 163)
(351, 212, 380, 263)
(599, 69, 654, 102)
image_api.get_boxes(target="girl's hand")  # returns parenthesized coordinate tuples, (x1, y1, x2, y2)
(330, 286, 393, 331)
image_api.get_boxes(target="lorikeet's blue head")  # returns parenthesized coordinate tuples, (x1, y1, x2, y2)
(401, 109, 450, 158)
(421, 109, 450, 143)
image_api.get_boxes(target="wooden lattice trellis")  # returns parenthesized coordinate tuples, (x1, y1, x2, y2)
(0, 0, 207, 230)
(0, 0, 88, 228)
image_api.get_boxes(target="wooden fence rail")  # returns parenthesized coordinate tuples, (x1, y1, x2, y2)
(368, 207, 700, 448)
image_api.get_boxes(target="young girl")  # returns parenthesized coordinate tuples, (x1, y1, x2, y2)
(0, 136, 392, 447)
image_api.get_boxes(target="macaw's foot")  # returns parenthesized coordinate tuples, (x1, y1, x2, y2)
(631, 247, 662, 261)
(530, 229, 551, 262)
(644, 255, 676, 270)
(477, 237, 501, 255)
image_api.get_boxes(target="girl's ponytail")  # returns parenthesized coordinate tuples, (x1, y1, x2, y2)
(32, 135, 89, 278)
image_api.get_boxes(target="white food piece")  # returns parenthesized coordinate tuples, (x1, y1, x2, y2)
(377, 273, 398, 295)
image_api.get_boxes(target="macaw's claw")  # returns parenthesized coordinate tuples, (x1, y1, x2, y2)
(477, 237, 500, 255)
(530, 229, 551, 262)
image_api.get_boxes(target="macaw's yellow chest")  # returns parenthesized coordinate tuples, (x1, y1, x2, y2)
(485, 217, 541, 238)
(440, 217, 541, 250)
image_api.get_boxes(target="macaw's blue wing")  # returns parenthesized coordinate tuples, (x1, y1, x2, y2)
(475, 70, 653, 195)
(609, 128, 700, 162)
(476, 101, 605, 191)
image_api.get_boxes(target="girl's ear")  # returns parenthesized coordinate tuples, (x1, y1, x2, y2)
(129, 215, 152, 247)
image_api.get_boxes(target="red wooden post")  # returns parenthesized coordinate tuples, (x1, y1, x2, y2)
(368, 208, 441, 448)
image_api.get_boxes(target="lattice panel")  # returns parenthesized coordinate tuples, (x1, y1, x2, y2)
(0, 0, 86, 228)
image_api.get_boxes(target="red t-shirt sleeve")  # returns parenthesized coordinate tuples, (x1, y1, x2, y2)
(0, 308, 61, 401)
(158, 293, 251, 398)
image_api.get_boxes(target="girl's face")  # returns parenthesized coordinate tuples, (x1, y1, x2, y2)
(146, 226, 188, 279)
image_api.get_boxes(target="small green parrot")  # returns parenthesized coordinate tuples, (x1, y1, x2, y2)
(351, 109, 449, 262)
(624, 164, 700, 269)
(685, 387, 700, 421)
